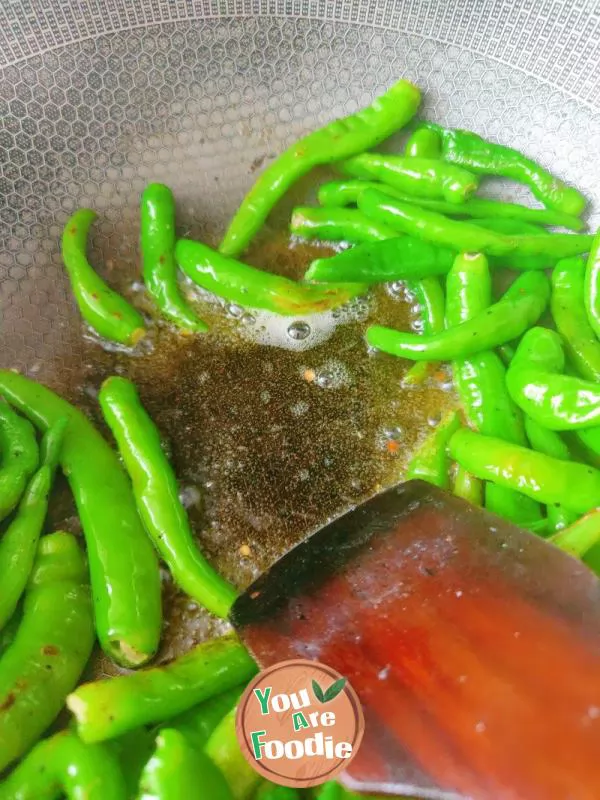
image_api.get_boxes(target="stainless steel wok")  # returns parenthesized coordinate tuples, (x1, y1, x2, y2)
(1, 0, 600, 666)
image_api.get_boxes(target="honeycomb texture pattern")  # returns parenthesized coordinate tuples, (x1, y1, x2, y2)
(1, 0, 600, 376)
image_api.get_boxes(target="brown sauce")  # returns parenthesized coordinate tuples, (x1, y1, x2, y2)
(46, 229, 453, 677)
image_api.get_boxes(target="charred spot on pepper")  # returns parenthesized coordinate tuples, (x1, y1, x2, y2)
(0, 692, 15, 711)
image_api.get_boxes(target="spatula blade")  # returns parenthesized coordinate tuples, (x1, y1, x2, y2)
(231, 480, 600, 799)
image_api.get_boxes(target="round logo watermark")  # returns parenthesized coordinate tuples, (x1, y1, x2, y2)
(236, 659, 364, 788)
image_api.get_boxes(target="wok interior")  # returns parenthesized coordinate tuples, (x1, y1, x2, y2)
(1, 4, 600, 673)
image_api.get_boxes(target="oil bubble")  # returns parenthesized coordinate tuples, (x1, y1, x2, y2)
(287, 320, 311, 340)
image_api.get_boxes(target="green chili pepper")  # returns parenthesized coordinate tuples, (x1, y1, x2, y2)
(0, 729, 127, 800)
(550, 509, 600, 563)
(409, 277, 446, 335)
(506, 327, 600, 431)
(168, 686, 244, 752)
(402, 276, 445, 386)
(141, 183, 208, 333)
(448, 428, 600, 515)
(525, 416, 572, 462)
(445, 252, 538, 524)
(314, 782, 344, 800)
(109, 728, 157, 800)
(39, 416, 68, 477)
(445, 256, 526, 445)
(497, 343, 516, 366)
(313, 781, 381, 800)
(0, 371, 161, 668)
(0, 532, 94, 772)
(357, 190, 593, 260)
(204, 706, 262, 800)
(452, 465, 483, 506)
(576, 427, 600, 462)
(584, 228, 600, 340)
(406, 409, 460, 489)
(290, 206, 397, 243)
(473, 217, 546, 236)
(405, 126, 442, 159)
(137, 728, 233, 800)
(176, 239, 366, 315)
(219, 79, 421, 257)
(255, 784, 301, 800)
(0, 402, 39, 522)
(484, 482, 545, 530)
(524, 421, 583, 526)
(367, 271, 550, 362)
(67, 634, 256, 743)
(547, 505, 578, 534)
(342, 153, 478, 204)
(316, 179, 584, 230)
(62, 209, 146, 346)
(425, 124, 586, 216)
(304, 237, 455, 284)
(0, 419, 66, 631)
(99, 376, 237, 619)
(0, 608, 21, 659)
(445, 251, 492, 325)
(0, 469, 51, 633)
(551, 256, 600, 382)
(313, 216, 550, 276)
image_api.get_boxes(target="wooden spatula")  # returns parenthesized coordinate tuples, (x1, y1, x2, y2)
(230, 480, 600, 800)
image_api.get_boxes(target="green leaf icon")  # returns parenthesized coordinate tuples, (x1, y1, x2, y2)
(312, 679, 325, 703)
(323, 677, 347, 703)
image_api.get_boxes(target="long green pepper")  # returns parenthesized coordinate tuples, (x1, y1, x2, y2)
(0, 418, 66, 632)
(357, 190, 593, 261)
(576, 427, 600, 463)
(62, 209, 146, 346)
(550, 509, 600, 566)
(0, 402, 39, 522)
(0, 371, 162, 668)
(404, 127, 442, 158)
(342, 153, 478, 203)
(506, 328, 600, 431)
(316, 179, 585, 230)
(99, 376, 237, 619)
(0, 729, 127, 800)
(367, 272, 550, 362)
(524, 416, 578, 532)
(445, 253, 538, 525)
(0, 533, 95, 772)
(290, 206, 398, 243)
(204, 706, 262, 800)
(0, 468, 51, 633)
(452, 466, 483, 506)
(484, 483, 545, 531)
(176, 239, 366, 315)
(584, 228, 600, 340)
(424, 124, 586, 216)
(473, 217, 546, 236)
(305, 236, 455, 284)
(167, 685, 243, 752)
(219, 79, 421, 256)
(255, 784, 301, 800)
(449, 428, 600, 515)
(141, 183, 208, 333)
(67, 634, 257, 743)
(406, 409, 460, 489)
(551, 256, 600, 382)
(137, 728, 233, 800)
(402, 276, 445, 386)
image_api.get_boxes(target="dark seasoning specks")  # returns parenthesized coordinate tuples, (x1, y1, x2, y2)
(46, 227, 454, 678)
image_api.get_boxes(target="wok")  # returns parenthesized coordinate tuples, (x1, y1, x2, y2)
(1, 0, 600, 674)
